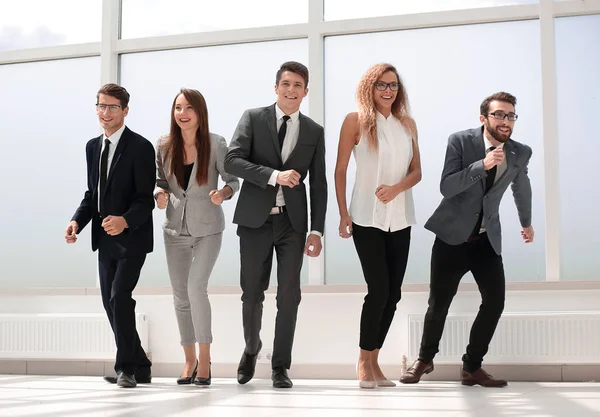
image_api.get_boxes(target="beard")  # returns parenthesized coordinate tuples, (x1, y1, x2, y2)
(485, 120, 512, 143)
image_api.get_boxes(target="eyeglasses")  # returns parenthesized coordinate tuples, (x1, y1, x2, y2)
(488, 111, 518, 121)
(374, 82, 400, 91)
(96, 104, 122, 113)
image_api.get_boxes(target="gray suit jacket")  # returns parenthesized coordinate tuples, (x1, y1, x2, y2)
(424, 126, 532, 255)
(156, 133, 240, 237)
(224, 104, 327, 234)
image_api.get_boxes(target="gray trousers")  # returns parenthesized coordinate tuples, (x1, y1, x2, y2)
(237, 212, 306, 370)
(164, 222, 222, 345)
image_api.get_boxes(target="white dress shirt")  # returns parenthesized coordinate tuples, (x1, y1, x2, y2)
(349, 113, 416, 232)
(97, 124, 126, 211)
(267, 106, 321, 237)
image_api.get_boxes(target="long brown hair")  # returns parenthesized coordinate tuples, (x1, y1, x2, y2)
(356, 63, 416, 151)
(161, 88, 211, 188)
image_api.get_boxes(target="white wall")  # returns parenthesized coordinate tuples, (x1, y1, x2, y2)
(2, 288, 599, 369)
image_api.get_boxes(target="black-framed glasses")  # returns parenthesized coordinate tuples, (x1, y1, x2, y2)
(488, 111, 518, 121)
(96, 103, 122, 113)
(374, 82, 400, 91)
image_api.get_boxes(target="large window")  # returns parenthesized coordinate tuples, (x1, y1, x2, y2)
(324, 0, 537, 21)
(121, 0, 309, 39)
(0, 57, 101, 288)
(324, 20, 546, 284)
(1, 1, 598, 289)
(0, 0, 101, 51)
(555, 14, 600, 281)
(120, 39, 309, 286)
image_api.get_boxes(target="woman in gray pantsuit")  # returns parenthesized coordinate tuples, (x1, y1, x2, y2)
(155, 88, 239, 386)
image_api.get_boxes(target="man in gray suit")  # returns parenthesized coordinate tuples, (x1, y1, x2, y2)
(400, 92, 534, 387)
(225, 61, 327, 388)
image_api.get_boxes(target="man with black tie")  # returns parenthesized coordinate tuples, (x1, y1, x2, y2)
(225, 61, 327, 388)
(400, 92, 534, 387)
(65, 83, 155, 388)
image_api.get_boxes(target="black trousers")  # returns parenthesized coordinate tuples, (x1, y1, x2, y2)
(237, 212, 306, 370)
(418, 233, 505, 372)
(98, 234, 152, 375)
(352, 223, 411, 351)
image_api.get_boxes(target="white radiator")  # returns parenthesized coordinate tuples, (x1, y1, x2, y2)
(0, 313, 148, 360)
(408, 312, 600, 363)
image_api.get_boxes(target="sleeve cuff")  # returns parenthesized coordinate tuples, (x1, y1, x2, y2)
(310, 230, 322, 237)
(268, 170, 279, 187)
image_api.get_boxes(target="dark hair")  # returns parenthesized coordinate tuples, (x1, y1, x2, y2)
(480, 91, 517, 116)
(97, 83, 130, 108)
(160, 88, 211, 188)
(275, 61, 309, 87)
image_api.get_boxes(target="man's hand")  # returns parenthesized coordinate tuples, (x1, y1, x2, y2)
(521, 226, 534, 243)
(483, 148, 505, 170)
(375, 184, 399, 204)
(102, 216, 127, 236)
(209, 189, 224, 205)
(156, 190, 169, 209)
(277, 170, 301, 188)
(65, 221, 79, 244)
(304, 234, 322, 257)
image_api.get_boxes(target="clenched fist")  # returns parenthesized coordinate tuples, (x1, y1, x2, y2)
(156, 190, 169, 209)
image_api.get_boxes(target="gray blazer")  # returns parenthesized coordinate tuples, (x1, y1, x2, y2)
(224, 104, 327, 234)
(424, 126, 532, 255)
(156, 133, 240, 237)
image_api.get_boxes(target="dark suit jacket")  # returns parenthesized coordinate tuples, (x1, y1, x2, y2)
(224, 104, 327, 234)
(71, 126, 156, 258)
(425, 126, 532, 255)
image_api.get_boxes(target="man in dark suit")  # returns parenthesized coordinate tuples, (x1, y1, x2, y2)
(65, 83, 155, 388)
(400, 92, 534, 387)
(225, 61, 327, 388)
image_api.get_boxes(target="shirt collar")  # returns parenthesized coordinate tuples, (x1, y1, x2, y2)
(275, 105, 300, 123)
(483, 131, 505, 151)
(104, 124, 126, 145)
(376, 111, 394, 122)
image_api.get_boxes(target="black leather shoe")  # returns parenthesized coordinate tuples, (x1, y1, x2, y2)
(237, 340, 262, 385)
(116, 371, 137, 388)
(271, 367, 293, 388)
(194, 362, 211, 387)
(104, 369, 151, 384)
(177, 360, 198, 385)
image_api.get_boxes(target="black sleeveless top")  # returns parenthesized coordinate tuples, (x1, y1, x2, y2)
(183, 163, 194, 188)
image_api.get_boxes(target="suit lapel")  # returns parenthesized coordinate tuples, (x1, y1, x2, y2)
(285, 113, 307, 163)
(496, 140, 517, 183)
(473, 127, 486, 193)
(92, 135, 102, 181)
(186, 159, 198, 192)
(106, 126, 129, 188)
(265, 104, 282, 160)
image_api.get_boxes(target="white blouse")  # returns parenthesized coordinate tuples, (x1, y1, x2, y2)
(349, 113, 416, 232)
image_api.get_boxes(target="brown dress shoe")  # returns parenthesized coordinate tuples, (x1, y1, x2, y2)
(461, 368, 508, 387)
(399, 360, 434, 384)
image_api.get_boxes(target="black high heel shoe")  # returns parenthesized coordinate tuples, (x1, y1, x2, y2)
(194, 362, 211, 386)
(177, 360, 198, 385)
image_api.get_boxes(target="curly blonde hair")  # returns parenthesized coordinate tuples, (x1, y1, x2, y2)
(356, 63, 416, 151)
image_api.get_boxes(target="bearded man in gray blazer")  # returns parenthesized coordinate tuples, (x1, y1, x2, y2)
(401, 92, 534, 388)
(225, 61, 327, 389)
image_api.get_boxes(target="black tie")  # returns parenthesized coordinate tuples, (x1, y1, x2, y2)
(485, 146, 497, 193)
(278, 115, 290, 151)
(471, 146, 497, 237)
(99, 138, 110, 216)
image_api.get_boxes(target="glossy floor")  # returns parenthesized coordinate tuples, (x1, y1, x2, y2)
(0, 375, 599, 417)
